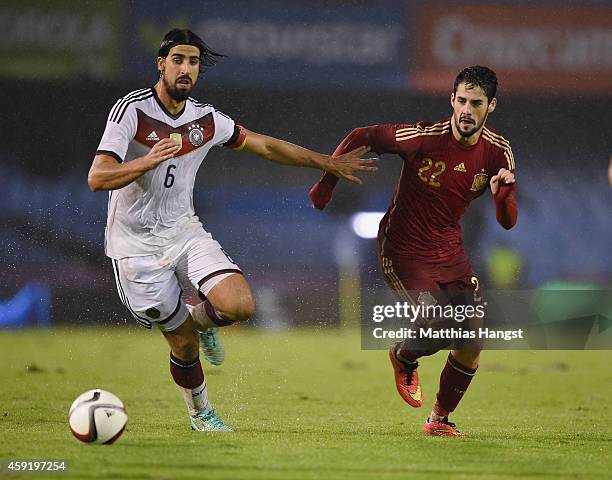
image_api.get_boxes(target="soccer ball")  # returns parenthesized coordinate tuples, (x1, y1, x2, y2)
(68, 389, 127, 444)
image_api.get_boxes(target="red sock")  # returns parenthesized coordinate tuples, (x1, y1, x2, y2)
(169, 353, 211, 415)
(169, 352, 204, 388)
(396, 345, 419, 363)
(434, 353, 478, 417)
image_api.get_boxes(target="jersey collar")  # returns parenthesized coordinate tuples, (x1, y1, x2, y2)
(151, 86, 186, 120)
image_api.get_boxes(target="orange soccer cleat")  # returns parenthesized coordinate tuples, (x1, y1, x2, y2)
(388, 344, 423, 408)
(423, 417, 465, 437)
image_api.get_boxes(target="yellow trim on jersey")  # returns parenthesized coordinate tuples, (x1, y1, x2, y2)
(482, 131, 515, 170)
(395, 121, 450, 142)
(395, 125, 449, 137)
(483, 127, 515, 169)
(395, 120, 450, 133)
(396, 127, 451, 142)
(504, 151, 514, 171)
(483, 127, 511, 147)
(395, 121, 450, 140)
(381, 257, 416, 304)
(482, 133, 514, 170)
(232, 137, 248, 151)
(396, 126, 449, 139)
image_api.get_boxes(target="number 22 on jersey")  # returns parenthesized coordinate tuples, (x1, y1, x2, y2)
(418, 158, 446, 188)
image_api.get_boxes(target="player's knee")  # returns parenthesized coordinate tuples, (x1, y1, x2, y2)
(221, 292, 255, 323)
(231, 293, 256, 322)
(168, 331, 199, 360)
(174, 341, 199, 360)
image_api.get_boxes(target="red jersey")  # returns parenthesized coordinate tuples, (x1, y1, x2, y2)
(365, 119, 515, 261)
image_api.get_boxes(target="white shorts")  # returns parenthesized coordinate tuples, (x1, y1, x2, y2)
(111, 230, 241, 332)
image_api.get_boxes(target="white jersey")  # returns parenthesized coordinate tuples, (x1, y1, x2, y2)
(97, 87, 241, 259)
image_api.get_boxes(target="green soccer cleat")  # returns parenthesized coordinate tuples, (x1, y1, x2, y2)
(199, 327, 225, 366)
(190, 409, 234, 432)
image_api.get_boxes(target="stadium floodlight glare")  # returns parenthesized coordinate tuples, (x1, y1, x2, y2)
(350, 211, 386, 239)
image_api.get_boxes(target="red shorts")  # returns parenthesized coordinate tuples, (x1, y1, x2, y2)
(377, 242, 481, 303)
(377, 239, 484, 351)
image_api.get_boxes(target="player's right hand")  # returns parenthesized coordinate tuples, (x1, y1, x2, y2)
(324, 146, 378, 185)
(147, 138, 182, 166)
(490, 168, 515, 196)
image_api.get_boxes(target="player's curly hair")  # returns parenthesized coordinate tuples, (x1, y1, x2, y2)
(454, 66, 498, 103)
(157, 28, 224, 77)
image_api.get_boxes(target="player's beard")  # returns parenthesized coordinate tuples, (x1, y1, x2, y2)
(454, 113, 487, 138)
(164, 75, 193, 102)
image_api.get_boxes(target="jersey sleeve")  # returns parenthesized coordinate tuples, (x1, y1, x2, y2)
(211, 109, 237, 148)
(96, 100, 138, 162)
(362, 123, 423, 158)
(361, 124, 400, 155)
(223, 124, 247, 150)
(489, 138, 516, 175)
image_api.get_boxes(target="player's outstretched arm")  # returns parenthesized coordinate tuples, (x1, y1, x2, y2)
(309, 127, 372, 210)
(88, 139, 181, 192)
(490, 168, 518, 229)
(238, 129, 377, 185)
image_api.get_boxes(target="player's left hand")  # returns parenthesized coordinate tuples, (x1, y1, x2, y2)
(325, 146, 378, 184)
(490, 168, 515, 195)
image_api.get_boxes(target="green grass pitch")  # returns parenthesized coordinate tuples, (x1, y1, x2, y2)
(1, 327, 611, 479)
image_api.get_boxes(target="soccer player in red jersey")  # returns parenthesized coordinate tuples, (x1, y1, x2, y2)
(309, 66, 517, 436)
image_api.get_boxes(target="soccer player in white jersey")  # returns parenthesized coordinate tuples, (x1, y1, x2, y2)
(88, 29, 375, 432)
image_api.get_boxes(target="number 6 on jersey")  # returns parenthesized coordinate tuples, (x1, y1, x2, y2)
(164, 164, 176, 188)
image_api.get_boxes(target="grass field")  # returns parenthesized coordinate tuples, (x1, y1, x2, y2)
(1, 326, 611, 479)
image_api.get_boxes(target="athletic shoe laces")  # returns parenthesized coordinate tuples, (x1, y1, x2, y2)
(401, 360, 419, 386)
(441, 417, 459, 430)
(197, 409, 225, 428)
(204, 330, 216, 348)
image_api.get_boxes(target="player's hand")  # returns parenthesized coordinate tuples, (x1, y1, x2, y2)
(324, 146, 378, 184)
(146, 138, 182, 166)
(490, 168, 515, 196)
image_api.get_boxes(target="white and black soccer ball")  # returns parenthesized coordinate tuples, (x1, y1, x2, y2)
(68, 389, 127, 444)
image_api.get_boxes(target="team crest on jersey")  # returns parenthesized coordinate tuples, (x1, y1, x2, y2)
(188, 124, 204, 147)
(470, 172, 489, 192)
(169, 132, 182, 149)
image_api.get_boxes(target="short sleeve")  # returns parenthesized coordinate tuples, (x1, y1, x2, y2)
(362, 124, 401, 155)
(223, 125, 247, 150)
(97, 100, 138, 162)
(363, 123, 424, 158)
(490, 141, 515, 175)
(212, 109, 236, 147)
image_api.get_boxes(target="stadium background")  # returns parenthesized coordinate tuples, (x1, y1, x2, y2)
(1, 0, 611, 329)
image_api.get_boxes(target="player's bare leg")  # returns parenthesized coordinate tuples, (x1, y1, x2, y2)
(188, 273, 255, 365)
(451, 348, 480, 370)
(163, 315, 233, 432)
(205, 273, 256, 323)
(424, 348, 480, 437)
(189, 273, 255, 328)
